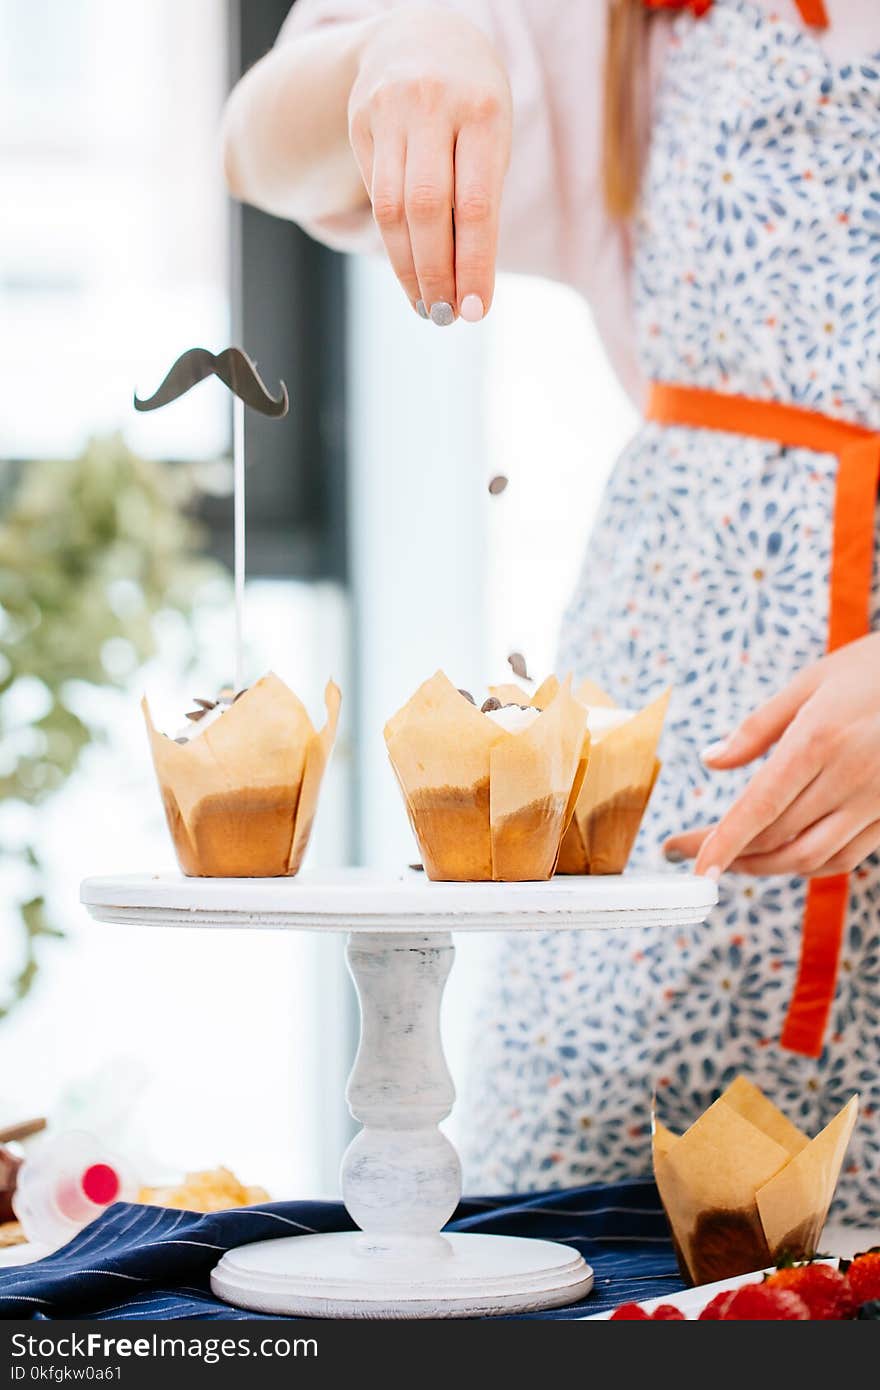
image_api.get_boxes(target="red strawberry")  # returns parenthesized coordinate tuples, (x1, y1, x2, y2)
(699, 1290, 735, 1320)
(766, 1263, 854, 1320)
(721, 1283, 809, 1320)
(651, 1303, 686, 1320)
(848, 1251, 880, 1306)
(610, 1301, 651, 1320)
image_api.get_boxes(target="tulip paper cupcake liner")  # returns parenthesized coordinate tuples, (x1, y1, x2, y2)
(653, 1076, 859, 1287)
(384, 671, 588, 881)
(561, 681, 668, 875)
(490, 676, 669, 876)
(143, 672, 340, 878)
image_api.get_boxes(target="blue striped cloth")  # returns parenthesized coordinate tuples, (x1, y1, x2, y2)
(0, 1179, 682, 1320)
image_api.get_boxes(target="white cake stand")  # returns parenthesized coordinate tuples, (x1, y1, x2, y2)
(80, 869, 717, 1319)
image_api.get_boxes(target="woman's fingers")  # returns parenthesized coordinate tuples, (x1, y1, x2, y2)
(693, 720, 824, 877)
(731, 811, 880, 878)
(701, 665, 819, 768)
(453, 119, 504, 321)
(740, 768, 830, 855)
(368, 126, 422, 311)
(404, 122, 456, 323)
(662, 826, 715, 863)
(817, 819, 880, 876)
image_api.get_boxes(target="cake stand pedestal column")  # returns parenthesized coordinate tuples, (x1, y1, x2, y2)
(212, 929, 592, 1318)
(80, 869, 717, 1319)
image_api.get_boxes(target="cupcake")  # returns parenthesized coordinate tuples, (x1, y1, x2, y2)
(143, 672, 340, 877)
(384, 671, 588, 881)
(491, 676, 669, 875)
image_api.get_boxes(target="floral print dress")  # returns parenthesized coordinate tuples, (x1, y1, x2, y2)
(461, 0, 880, 1223)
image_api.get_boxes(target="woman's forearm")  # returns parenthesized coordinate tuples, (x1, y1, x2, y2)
(222, 19, 380, 223)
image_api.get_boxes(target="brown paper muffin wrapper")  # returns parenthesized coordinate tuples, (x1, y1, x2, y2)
(653, 1076, 859, 1287)
(384, 671, 588, 881)
(491, 677, 669, 875)
(560, 683, 668, 875)
(143, 672, 341, 878)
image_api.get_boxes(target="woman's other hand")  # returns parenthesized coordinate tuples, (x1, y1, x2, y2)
(349, 9, 512, 323)
(664, 633, 880, 879)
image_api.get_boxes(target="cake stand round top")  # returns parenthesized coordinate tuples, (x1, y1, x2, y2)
(80, 868, 717, 933)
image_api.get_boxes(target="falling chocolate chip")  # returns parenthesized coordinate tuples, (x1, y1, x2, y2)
(408, 862, 425, 873)
(458, 688, 476, 705)
(488, 474, 508, 496)
(481, 696, 502, 713)
(507, 652, 531, 681)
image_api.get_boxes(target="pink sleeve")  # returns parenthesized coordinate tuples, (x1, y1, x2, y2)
(277, 0, 652, 403)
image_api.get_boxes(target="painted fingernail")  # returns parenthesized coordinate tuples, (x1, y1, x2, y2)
(702, 865, 722, 883)
(664, 847, 686, 864)
(430, 301, 455, 327)
(702, 737, 731, 762)
(460, 294, 484, 323)
(415, 299, 429, 320)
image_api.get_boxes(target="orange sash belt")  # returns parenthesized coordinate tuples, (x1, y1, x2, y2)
(646, 382, 880, 1058)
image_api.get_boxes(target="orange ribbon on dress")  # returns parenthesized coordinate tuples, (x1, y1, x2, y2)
(641, 1, 828, 28)
(646, 383, 880, 1058)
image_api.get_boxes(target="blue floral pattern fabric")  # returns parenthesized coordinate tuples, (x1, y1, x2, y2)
(461, 0, 880, 1222)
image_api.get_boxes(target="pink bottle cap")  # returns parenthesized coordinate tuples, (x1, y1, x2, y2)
(81, 1163, 121, 1206)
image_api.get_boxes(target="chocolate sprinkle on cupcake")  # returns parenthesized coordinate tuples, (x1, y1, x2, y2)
(481, 696, 502, 713)
(507, 652, 531, 681)
(458, 688, 476, 705)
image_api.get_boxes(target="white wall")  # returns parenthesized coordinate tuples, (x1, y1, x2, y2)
(346, 257, 489, 872)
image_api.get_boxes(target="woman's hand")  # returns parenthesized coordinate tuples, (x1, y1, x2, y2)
(664, 633, 880, 879)
(349, 9, 512, 323)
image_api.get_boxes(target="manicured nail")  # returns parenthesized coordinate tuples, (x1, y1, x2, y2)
(702, 737, 731, 762)
(416, 299, 429, 320)
(664, 846, 686, 864)
(702, 865, 722, 883)
(430, 301, 454, 327)
(460, 294, 484, 323)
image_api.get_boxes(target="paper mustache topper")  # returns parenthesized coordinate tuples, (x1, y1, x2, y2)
(134, 346, 289, 417)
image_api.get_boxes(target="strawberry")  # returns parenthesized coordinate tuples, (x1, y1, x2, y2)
(699, 1290, 735, 1320)
(720, 1283, 810, 1320)
(766, 1263, 854, 1320)
(847, 1250, 880, 1306)
(651, 1303, 686, 1320)
(609, 1301, 651, 1320)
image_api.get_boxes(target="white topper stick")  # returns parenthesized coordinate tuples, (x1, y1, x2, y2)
(133, 347, 288, 697)
(233, 395, 246, 694)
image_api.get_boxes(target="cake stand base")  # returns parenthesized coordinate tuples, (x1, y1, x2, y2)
(81, 870, 718, 1320)
(210, 1231, 593, 1319)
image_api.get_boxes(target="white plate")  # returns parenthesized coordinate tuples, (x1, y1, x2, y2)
(581, 1228, 878, 1323)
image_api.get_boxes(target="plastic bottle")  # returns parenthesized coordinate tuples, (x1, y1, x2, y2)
(13, 1131, 132, 1250)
